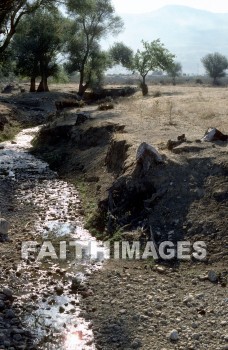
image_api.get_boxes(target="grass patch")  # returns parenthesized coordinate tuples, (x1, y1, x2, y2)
(0, 123, 21, 143)
(72, 178, 105, 239)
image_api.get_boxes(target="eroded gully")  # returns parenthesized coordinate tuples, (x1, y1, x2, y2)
(0, 127, 106, 350)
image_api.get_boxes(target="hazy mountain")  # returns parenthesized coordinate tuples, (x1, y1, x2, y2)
(104, 5, 228, 74)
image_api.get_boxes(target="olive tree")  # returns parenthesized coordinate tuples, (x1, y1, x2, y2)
(167, 61, 182, 85)
(201, 52, 228, 84)
(0, 0, 58, 55)
(12, 9, 64, 92)
(109, 42, 134, 69)
(133, 40, 175, 95)
(65, 0, 123, 96)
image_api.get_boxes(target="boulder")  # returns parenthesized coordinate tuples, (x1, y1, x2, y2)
(202, 128, 228, 142)
(1, 84, 14, 94)
(136, 142, 163, 172)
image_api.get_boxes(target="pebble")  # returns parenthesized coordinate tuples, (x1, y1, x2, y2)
(208, 270, 218, 283)
(169, 329, 179, 341)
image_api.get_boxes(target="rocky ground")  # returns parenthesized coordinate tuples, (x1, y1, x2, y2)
(0, 83, 227, 349)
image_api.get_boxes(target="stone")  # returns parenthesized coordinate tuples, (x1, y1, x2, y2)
(55, 285, 64, 296)
(2, 288, 13, 300)
(169, 330, 179, 341)
(208, 270, 218, 283)
(136, 142, 163, 166)
(1, 84, 14, 93)
(0, 219, 10, 235)
(5, 309, 15, 319)
(131, 339, 142, 348)
(202, 127, 228, 142)
(59, 306, 65, 313)
(71, 276, 82, 291)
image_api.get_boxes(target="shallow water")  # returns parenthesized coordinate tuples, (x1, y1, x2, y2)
(0, 127, 106, 349)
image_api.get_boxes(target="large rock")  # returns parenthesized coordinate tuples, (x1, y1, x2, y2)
(0, 218, 10, 235)
(136, 142, 163, 172)
(1, 84, 14, 94)
(202, 128, 228, 142)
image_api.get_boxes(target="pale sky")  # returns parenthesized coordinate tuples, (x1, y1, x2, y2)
(112, 0, 228, 14)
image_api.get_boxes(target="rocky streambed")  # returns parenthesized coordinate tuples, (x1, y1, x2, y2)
(0, 127, 106, 349)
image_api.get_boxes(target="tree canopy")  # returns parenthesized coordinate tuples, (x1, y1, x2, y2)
(167, 61, 182, 85)
(65, 0, 124, 95)
(109, 42, 134, 69)
(133, 40, 175, 95)
(201, 52, 228, 84)
(0, 0, 58, 54)
(12, 8, 64, 91)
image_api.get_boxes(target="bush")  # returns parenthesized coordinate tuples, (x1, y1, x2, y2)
(153, 90, 162, 98)
(195, 78, 203, 84)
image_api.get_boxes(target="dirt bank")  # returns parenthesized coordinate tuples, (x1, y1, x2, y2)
(1, 84, 227, 349)
(32, 85, 228, 260)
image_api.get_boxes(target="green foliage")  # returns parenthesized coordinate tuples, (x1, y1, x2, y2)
(166, 61, 182, 85)
(201, 52, 228, 84)
(65, 0, 124, 95)
(0, 48, 15, 78)
(0, 0, 58, 54)
(109, 42, 134, 69)
(133, 40, 174, 77)
(133, 39, 175, 95)
(51, 66, 70, 84)
(12, 9, 65, 91)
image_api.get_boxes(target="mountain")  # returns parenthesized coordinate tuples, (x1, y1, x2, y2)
(103, 5, 228, 74)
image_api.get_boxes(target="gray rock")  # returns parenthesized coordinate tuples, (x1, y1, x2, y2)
(0, 218, 10, 235)
(208, 270, 218, 283)
(136, 142, 163, 172)
(2, 288, 13, 300)
(5, 309, 15, 319)
(131, 339, 142, 348)
(169, 329, 179, 341)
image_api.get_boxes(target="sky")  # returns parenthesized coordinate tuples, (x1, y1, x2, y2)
(112, 0, 228, 14)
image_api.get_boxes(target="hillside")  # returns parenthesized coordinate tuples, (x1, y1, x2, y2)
(105, 5, 228, 74)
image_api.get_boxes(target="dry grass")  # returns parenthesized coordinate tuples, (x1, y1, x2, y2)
(44, 83, 228, 148)
(107, 85, 228, 148)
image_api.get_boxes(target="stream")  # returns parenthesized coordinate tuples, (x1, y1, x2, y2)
(0, 127, 106, 350)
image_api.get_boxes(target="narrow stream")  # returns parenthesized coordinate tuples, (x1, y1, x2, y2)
(0, 127, 106, 350)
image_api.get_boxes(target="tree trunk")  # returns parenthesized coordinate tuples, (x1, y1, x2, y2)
(37, 76, 49, 92)
(30, 76, 36, 92)
(78, 83, 86, 96)
(141, 76, 148, 96)
(78, 70, 86, 96)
